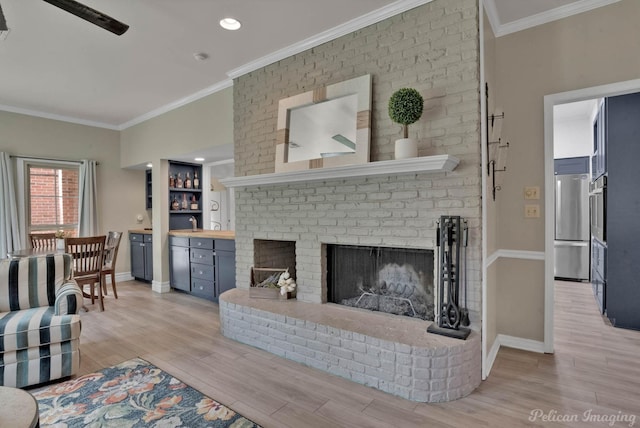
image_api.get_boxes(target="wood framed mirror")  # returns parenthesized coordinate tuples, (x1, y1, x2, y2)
(275, 74, 372, 173)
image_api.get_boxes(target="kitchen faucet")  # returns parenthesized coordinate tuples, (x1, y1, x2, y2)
(188, 216, 197, 231)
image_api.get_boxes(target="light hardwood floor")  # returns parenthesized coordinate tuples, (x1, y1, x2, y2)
(74, 280, 640, 427)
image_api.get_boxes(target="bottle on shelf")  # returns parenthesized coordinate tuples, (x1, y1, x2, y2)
(176, 173, 183, 188)
(171, 196, 179, 211)
(169, 174, 175, 188)
(193, 171, 199, 189)
(190, 195, 198, 210)
(185, 172, 192, 189)
(181, 193, 188, 210)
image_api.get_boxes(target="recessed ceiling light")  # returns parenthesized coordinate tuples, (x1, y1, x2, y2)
(146, 163, 152, 168)
(194, 157, 205, 162)
(193, 52, 208, 61)
(220, 18, 241, 31)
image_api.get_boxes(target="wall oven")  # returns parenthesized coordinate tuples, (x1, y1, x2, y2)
(590, 175, 606, 243)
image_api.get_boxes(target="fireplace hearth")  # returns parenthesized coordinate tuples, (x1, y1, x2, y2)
(327, 244, 434, 320)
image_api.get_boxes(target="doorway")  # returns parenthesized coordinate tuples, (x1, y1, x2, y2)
(543, 78, 640, 352)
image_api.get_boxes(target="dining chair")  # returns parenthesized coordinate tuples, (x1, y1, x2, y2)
(29, 232, 57, 249)
(101, 231, 122, 299)
(65, 235, 106, 311)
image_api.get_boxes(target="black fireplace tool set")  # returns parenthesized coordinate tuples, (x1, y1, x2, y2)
(427, 215, 471, 340)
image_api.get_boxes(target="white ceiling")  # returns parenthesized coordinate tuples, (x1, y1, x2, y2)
(0, 0, 621, 132)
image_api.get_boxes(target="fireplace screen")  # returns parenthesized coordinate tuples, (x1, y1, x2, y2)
(327, 245, 434, 320)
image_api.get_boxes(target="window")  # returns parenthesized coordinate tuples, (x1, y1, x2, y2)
(27, 164, 79, 237)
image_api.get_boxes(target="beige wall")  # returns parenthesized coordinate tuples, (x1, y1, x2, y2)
(120, 87, 233, 168)
(492, 0, 640, 341)
(120, 87, 234, 286)
(0, 110, 141, 274)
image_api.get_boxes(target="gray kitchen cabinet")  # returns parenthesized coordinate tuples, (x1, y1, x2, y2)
(169, 237, 190, 292)
(130, 233, 153, 282)
(599, 92, 640, 330)
(168, 236, 235, 301)
(215, 239, 236, 297)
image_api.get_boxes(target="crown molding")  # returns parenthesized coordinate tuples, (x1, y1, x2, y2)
(0, 103, 120, 130)
(492, 0, 622, 37)
(227, 0, 433, 80)
(482, 0, 501, 37)
(0, 79, 234, 131)
(119, 79, 234, 130)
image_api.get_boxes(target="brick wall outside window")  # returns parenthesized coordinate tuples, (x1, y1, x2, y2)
(28, 166, 79, 236)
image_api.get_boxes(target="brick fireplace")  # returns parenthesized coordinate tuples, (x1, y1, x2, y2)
(221, 0, 482, 403)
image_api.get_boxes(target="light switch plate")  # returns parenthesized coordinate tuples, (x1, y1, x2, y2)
(525, 204, 540, 218)
(524, 186, 540, 200)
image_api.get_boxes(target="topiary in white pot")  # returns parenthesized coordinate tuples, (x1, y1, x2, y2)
(388, 88, 424, 159)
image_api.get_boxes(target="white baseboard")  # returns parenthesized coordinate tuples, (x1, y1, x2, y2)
(102, 272, 134, 285)
(484, 336, 501, 378)
(485, 249, 546, 267)
(152, 280, 171, 293)
(497, 334, 546, 353)
(484, 333, 546, 379)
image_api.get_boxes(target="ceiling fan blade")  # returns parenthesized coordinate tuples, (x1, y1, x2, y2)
(0, 4, 8, 31)
(42, 0, 129, 35)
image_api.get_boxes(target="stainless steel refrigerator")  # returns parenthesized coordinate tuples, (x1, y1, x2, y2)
(555, 173, 590, 280)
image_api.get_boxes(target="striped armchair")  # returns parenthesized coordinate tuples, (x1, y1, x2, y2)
(0, 254, 83, 388)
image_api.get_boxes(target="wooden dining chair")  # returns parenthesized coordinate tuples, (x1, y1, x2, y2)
(65, 235, 106, 311)
(101, 231, 122, 299)
(29, 232, 57, 249)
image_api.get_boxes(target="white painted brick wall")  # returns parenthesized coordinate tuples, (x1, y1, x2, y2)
(232, 0, 481, 324)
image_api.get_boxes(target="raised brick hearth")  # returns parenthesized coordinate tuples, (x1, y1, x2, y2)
(220, 289, 481, 402)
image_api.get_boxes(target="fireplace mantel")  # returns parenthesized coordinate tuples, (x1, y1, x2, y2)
(220, 155, 459, 188)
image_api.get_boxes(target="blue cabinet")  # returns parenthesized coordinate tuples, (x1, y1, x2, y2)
(168, 236, 235, 301)
(591, 100, 606, 182)
(169, 237, 190, 292)
(554, 157, 589, 175)
(601, 92, 640, 330)
(130, 233, 153, 282)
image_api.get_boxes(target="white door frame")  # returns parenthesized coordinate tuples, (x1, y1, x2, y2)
(543, 78, 640, 353)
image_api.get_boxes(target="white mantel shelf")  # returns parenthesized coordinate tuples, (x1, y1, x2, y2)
(220, 155, 459, 188)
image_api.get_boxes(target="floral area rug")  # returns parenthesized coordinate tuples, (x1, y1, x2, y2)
(33, 357, 260, 428)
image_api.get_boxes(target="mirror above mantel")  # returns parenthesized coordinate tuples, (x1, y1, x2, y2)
(275, 74, 372, 173)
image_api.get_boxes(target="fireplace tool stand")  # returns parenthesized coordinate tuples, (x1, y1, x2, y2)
(427, 216, 471, 340)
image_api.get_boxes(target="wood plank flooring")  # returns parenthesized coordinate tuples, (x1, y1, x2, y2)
(72, 280, 640, 427)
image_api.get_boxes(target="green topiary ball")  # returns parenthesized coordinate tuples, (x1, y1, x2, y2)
(388, 88, 424, 127)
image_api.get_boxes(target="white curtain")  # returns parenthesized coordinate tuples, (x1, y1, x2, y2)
(78, 160, 98, 236)
(0, 152, 22, 257)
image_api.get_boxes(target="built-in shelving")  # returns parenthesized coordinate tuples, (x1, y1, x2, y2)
(219, 155, 459, 188)
(145, 169, 152, 209)
(169, 161, 203, 230)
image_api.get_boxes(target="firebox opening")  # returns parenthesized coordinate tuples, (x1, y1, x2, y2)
(253, 239, 297, 280)
(327, 244, 434, 321)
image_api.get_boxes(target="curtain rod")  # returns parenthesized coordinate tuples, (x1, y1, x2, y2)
(10, 155, 99, 166)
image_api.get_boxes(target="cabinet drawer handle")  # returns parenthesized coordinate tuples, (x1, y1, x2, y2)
(197, 242, 202, 246)
(199, 286, 204, 290)
(199, 270, 204, 275)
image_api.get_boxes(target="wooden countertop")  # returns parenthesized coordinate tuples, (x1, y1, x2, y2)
(128, 229, 153, 235)
(168, 230, 235, 239)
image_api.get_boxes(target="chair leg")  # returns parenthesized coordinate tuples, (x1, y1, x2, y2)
(110, 273, 118, 299)
(97, 278, 105, 312)
(90, 283, 95, 305)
